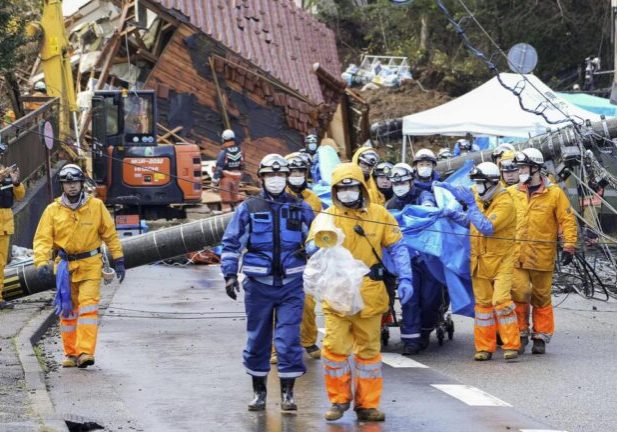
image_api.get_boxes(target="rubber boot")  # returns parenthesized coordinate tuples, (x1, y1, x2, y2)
(280, 378, 297, 411)
(62, 356, 78, 368)
(355, 408, 386, 422)
(503, 350, 519, 361)
(76, 353, 95, 369)
(324, 403, 350, 421)
(473, 351, 492, 361)
(531, 339, 546, 354)
(305, 345, 321, 359)
(419, 330, 431, 350)
(402, 341, 422, 356)
(248, 376, 267, 411)
(518, 335, 529, 354)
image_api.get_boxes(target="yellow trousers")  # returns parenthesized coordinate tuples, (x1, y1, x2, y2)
(322, 312, 382, 409)
(300, 294, 318, 347)
(0, 235, 9, 301)
(59, 279, 101, 356)
(512, 268, 554, 342)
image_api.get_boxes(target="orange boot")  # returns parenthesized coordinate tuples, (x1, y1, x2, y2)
(473, 305, 496, 360)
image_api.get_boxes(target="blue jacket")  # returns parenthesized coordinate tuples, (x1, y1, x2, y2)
(310, 152, 321, 184)
(213, 144, 243, 180)
(414, 171, 441, 193)
(221, 192, 315, 283)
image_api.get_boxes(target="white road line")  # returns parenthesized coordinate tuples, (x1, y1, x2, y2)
(381, 352, 429, 368)
(431, 384, 512, 407)
(520, 430, 569, 432)
(318, 327, 325, 335)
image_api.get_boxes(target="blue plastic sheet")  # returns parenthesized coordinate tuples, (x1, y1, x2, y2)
(53, 260, 73, 318)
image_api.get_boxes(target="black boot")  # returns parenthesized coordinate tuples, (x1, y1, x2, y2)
(280, 378, 297, 411)
(248, 376, 267, 411)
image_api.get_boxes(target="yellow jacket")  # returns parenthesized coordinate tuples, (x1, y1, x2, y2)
(33, 195, 124, 281)
(470, 186, 516, 279)
(512, 178, 577, 271)
(0, 183, 25, 235)
(351, 147, 385, 206)
(287, 187, 322, 214)
(307, 163, 402, 317)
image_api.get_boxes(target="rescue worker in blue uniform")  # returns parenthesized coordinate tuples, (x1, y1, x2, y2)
(412, 149, 441, 193)
(220, 154, 315, 413)
(385, 163, 441, 355)
(372, 162, 394, 202)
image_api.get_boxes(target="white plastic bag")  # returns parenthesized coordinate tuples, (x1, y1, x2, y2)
(304, 214, 368, 316)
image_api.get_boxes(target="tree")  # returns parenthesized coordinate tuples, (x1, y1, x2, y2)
(0, 0, 29, 119)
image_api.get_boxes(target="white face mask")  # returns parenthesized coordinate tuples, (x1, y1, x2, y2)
(264, 176, 287, 195)
(337, 190, 360, 204)
(417, 166, 432, 178)
(308, 143, 317, 152)
(392, 183, 410, 197)
(519, 173, 530, 184)
(475, 182, 487, 195)
(288, 175, 305, 187)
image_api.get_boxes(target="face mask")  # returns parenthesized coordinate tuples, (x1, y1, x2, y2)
(392, 184, 410, 197)
(308, 143, 317, 152)
(288, 175, 305, 187)
(264, 176, 287, 195)
(417, 166, 432, 178)
(337, 190, 360, 204)
(519, 173, 530, 184)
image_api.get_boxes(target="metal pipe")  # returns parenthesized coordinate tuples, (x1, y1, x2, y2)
(2, 213, 234, 301)
(435, 117, 617, 174)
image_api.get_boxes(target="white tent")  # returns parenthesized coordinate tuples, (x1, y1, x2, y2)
(402, 73, 603, 138)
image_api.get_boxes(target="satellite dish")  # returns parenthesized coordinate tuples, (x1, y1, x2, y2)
(507, 43, 538, 74)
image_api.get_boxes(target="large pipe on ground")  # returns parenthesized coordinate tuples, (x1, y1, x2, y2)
(435, 117, 617, 174)
(3, 213, 234, 301)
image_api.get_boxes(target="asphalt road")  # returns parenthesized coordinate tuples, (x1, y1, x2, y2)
(39, 265, 616, 432)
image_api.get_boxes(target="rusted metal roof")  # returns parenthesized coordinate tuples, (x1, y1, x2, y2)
(152, 0, 342, 105)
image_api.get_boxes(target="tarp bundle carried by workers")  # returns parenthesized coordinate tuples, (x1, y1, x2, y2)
(389, 161, 475, 317)
(402, 73, 602, 138)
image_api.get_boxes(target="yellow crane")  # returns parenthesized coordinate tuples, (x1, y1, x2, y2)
(26, 0, 80, 153)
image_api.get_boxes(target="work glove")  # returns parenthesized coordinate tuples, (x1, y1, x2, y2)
(211, 178, 220, 187)
(434, 182, 476, 206)
(225, 275, 240, 300)
(37, 264, 53, 281)
(113, 258, 126, 283)
(561, 250, 574, 266)
(397, 279, 414, 305)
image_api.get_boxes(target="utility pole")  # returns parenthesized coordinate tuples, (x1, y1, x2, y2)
(612, 0, 617, 102)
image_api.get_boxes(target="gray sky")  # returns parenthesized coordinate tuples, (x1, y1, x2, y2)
(63, 0, 90, 16)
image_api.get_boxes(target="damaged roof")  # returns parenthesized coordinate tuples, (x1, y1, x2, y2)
(150, 0, 342, 105)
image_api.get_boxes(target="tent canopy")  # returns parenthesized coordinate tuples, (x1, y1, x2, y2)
(402, 73, 602, 138)
(556, 92, 617, 118)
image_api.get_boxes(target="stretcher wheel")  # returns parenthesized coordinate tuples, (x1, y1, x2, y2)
(381, 326, 390, 347)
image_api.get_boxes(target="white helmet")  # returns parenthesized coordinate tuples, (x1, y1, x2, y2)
(515, 148, 544, 166)
(388, 163, 414, 183)
(34, 81, 46, 92)
(412, 148, 437, 165)
(470, 162, 501, 183)
(221, 129, 236, 142)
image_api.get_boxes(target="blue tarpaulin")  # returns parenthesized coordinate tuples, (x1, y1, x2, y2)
(556, 92, 617, 118)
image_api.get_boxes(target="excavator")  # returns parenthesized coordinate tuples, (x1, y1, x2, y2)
(27, 0, 202, 219)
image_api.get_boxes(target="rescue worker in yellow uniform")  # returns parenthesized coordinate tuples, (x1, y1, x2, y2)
(285, 152, 322, 360)
(0, 164, 25, 309)
(306, 163, 412, 422)
(438, 163, 520, 360)
(498, 150, 519, 187)
(351, 147, 384, 205)
(511, 148, 577, 354)
(34, 164, 125, 368)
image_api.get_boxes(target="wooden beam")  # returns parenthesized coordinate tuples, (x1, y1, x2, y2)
(209, 57, 230, 129)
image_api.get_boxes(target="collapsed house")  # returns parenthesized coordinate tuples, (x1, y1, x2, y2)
(31, 0, 369, 179)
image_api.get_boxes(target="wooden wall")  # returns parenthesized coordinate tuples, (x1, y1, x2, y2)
(145, 24, 320, 180)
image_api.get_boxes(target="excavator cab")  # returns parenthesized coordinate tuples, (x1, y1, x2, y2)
(91, 90, 202, 218)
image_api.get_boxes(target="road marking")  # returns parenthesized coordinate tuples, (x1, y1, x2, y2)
(318, 327, 325, 335)
(381, 352, 429, 368)
(520, 430, 569, 432)
(431, 384, 512, 407)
